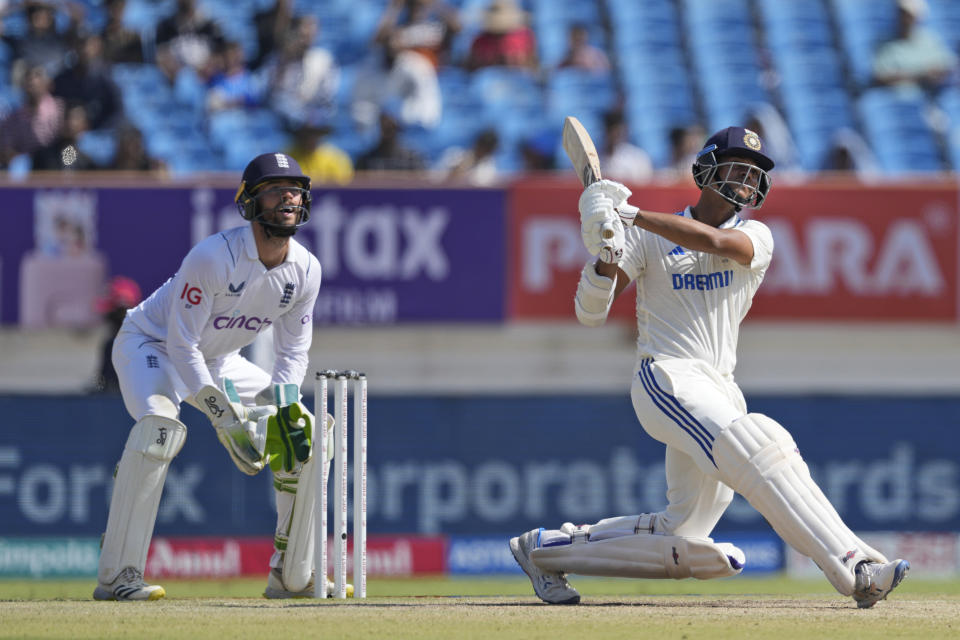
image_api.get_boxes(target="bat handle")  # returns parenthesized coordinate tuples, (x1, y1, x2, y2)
(600, 221, 616, 240)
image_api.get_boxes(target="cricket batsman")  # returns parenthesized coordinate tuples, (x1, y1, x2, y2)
(93, 152, 336, 600)
(510, 127, 910, 607)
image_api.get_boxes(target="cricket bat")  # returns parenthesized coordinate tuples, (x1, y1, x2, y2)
(562, 116, 615, 240)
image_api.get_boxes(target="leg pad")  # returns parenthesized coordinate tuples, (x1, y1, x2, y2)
(98, 416, 186, 584)
(531, 530, 744, 580)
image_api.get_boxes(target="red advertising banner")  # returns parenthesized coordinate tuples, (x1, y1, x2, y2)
(507, 178, 959, 321)
(753, 182, 958, 320)
(146, 535, 448, 578)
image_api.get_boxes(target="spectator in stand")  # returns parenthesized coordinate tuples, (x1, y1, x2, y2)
(101, 0, 143, 64)
(1, 0, 83, 85)
(207, 41, 261, 112)
(519, 128, 556, 171)
(108, 123, 165, 172)
(356, 109, 426, 171)
(558, 23, 609, 73)
(352, 0, 457, 130)
(53, 33, 123, 130)
(259, 15, 339, 130)
(665, 123, 706, 178)
(821, 127, 881, 177)
(31, 102, 96, 171)
(464, 0, 537, 71)
(0, 65, 64, 167)
(435, 127, 499, 185)
(251, 0, 293, 70)
(154, 0, 224, 80)
(600, 109, 653, 183)
(374, 0, 461, 68)
(286, 121, 354, 185)
(91, 275, 143, 394)
(873, 0, 957, 94)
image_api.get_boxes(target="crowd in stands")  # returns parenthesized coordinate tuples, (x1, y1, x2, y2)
(1, 0, 960, 184)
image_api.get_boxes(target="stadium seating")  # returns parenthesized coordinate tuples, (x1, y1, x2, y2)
(858, 88, 944, 173)
(3, 0, 959, 177)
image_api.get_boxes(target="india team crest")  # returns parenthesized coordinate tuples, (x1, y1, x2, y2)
(743, 130, 762, 151)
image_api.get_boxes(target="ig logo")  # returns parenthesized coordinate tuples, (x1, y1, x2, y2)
(180, 282, 203, 306)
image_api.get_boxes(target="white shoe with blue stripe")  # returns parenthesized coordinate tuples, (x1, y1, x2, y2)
(93, 567, 165, 601)
(853, 559, 910, 608)
(510, 528, 581, 605)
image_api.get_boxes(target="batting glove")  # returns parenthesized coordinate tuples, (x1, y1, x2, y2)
(578, 179, 640, 227)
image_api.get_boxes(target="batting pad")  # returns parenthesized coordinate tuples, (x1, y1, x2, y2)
(714, 413, 887, 595)
(531, 531, 744, 580)
(98, 416, 187, 584)
(276, 455, 318, 593)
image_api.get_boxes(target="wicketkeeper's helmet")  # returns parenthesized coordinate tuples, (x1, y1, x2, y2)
(235, 152, 312, 237)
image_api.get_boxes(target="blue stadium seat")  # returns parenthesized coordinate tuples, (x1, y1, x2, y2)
(947, 127, 960, 171)
(547, 68, 617, 121)
(858, 88, 943, 173)
(77, 129, 118, 167)
(831, 0, 899, 87)
(470, 67, 544, 118)
(123, 0, 176, 34)
(928, 0, 960, 51)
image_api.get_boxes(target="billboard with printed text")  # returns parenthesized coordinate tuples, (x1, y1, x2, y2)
(506, 178, 960, 321)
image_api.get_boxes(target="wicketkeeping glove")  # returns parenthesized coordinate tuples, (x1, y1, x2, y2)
(264, 402, 315, 473)
(195, 379, 276, 475)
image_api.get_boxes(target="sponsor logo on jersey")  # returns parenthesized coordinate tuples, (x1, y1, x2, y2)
(227, 281, 246, 296)
(280, 282, 295, 307)
(180, 282, 203, 306)
(671, 270, 733, 291)
(212, 315, 273, 332)
(668, 245, 686, 256)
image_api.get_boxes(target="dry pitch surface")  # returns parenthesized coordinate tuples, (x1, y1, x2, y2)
(2, 576, 959, 640)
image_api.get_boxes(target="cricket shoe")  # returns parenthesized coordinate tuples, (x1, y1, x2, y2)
(853, 559, 910, 609)
(263, 568, 354, 598)
(93, 566, 165, 601)
(509, 528, 581, 605)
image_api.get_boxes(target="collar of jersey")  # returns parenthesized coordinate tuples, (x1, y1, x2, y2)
(242, 223, 301, 266)
(241, 225, 259, 261)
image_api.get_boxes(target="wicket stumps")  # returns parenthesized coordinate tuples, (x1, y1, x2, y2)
(313, 369, 367, 599)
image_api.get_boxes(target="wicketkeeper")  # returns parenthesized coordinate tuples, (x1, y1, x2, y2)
(94, 152, 337, 601)
(510, 126, 910, 608)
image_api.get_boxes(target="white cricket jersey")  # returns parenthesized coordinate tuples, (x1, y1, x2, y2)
(618, 207, 774, 377)
(125, 225, 322, 394)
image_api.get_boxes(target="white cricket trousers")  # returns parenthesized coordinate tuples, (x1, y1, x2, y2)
(112, 326, 271, 421)
(630, 357, 746, 538)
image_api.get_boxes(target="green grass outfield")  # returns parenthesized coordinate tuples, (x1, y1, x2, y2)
(2, 575, 959, 640)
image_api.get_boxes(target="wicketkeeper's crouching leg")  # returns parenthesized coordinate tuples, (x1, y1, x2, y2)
(262, 404, 351, 598)
(94, 415, 187, 601)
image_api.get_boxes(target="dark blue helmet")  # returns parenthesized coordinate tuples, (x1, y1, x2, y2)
(692, 126, 774, 210)
(235, 152, 312, 236)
